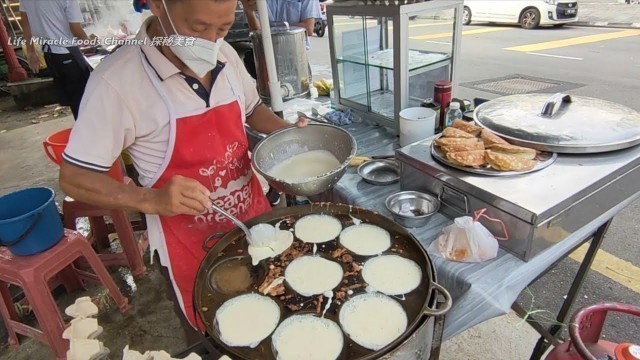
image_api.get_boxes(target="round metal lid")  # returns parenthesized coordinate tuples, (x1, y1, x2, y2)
(474, 93, 640, 153)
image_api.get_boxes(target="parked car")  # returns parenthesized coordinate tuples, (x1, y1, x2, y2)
(315, 0, 329, 37)
(462, 0, 579, 29)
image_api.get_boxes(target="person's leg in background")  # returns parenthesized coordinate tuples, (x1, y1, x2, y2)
(42, 51, 91, 120)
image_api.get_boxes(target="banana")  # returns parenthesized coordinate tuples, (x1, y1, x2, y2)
(349, 156, 371, 167)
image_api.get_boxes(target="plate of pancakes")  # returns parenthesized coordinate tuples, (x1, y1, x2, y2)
(430, 119, 557, 176)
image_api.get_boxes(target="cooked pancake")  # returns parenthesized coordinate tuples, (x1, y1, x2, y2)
(294, 214, 342, 243)
(339, 293, 408, 351)
(215, 293, 280, 348)
(486, 151, 536, 171)
(339, 224, 391, 256)
(285, 256, 343, 297)
(434, 137, 480, 148)
(440, 142, 485, 155)
(446, 150, 486, 168)
(480, 129, 509, 147)
(272, 315, 343, 360)
(452, 119, 482, 136)
(442, 127, 476, 139)
(489, 143, 537, 160)
(362, 255, 422, 295)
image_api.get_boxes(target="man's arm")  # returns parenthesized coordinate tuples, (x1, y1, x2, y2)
(65, 0, 94, 41)
(293, 18, 314, 37)
(245, 104, 309, 134)
(19, 11, 39, 72)
(241, 0, 261, 31)
(60, 162, 212, 216)
(68, 23, 91, 41)
(297, 0, 321, 36)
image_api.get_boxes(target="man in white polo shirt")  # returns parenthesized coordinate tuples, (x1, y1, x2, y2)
(19, 0, 94, 119)
(59, 0, 306, 342)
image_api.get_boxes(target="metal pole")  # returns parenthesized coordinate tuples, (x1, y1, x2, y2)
(256, 0, 284, 118)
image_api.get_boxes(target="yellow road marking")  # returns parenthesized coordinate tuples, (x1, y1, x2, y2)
(410, 27, 510, 40)
(569, 243, 640, 294)
(505, 29, 640, 52)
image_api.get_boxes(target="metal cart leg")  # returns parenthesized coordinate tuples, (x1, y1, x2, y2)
(526, 219, 612, 360)
(429, 314, 446, 360)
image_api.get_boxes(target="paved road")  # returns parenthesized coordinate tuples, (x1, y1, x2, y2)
(309, 21, 640, 344)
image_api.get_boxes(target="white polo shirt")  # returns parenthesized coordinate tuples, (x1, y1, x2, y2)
(19, 0, 84, 54)
(63, 16, 262, 187)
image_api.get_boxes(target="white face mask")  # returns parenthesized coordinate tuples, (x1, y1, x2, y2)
(159, 0, 221, 78)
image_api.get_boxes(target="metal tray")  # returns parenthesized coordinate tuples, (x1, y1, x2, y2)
(430, 138, 557, 177)
(357, 159, 401, 185)
(194, 203, 450, 360)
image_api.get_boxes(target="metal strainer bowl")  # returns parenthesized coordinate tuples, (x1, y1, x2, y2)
(251, 124, 357, 196)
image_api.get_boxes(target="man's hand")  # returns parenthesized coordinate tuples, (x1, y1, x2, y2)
(27, 51, 40, 73)
(294, 116, 309, 128)
(146, 175, 212, 216)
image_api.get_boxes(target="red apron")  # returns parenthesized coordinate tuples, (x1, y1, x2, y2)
(139, 48, 271, 327)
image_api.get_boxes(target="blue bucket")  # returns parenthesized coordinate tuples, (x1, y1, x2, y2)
(0, 187, 64, 256)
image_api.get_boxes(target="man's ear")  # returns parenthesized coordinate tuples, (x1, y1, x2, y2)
(148, 0, 166, 16)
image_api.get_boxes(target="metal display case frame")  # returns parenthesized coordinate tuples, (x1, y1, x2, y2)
(327, 0, 463, 132)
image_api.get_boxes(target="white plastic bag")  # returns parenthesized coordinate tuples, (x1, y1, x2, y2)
(429, 209, 508, 263)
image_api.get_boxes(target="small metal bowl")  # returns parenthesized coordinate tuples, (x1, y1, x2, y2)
(357, 159, 401, 185)
(385, 191, 440, 228)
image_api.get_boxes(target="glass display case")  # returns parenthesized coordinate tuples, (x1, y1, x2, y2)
(327, 0, 463, 131)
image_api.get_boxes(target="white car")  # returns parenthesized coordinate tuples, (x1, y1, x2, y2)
(463, 0, 579, 29)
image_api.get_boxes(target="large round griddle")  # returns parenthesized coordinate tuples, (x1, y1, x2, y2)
(194, 203, 448, 360)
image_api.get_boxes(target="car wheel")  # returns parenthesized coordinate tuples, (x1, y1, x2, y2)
(520, 8, 541, 29)
(314, 20, 325, 37)
(463, 6, 472, 25)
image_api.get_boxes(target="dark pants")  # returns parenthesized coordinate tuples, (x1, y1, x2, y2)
(154, 253, 202, 346)
(43, 48, 91, 120)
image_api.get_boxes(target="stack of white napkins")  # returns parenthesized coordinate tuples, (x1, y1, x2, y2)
(122, 345, 202, 360)
(64, 297, 110, 360)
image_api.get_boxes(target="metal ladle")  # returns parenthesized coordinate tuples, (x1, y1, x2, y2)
(210, 203, 253, 243)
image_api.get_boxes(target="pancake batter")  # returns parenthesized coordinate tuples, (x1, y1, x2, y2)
(268, 150, 341, 183)
(339, 292, 407, 351)
(215, 293, 280, 348)
(339, 224, 391, 256)
(294, 214, 342, 244)
(272, 315, 343, 360)
(362, 255, 422, 295)
(248, 230, 294, 265)
(285, 256, 343, 297)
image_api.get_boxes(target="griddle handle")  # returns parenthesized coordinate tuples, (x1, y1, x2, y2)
(540, 93, 572, 118)
(202, 232, 225, 252)
(423, 283, 452, 317)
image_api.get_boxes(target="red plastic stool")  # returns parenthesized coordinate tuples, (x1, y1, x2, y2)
(0, 230, 129, 360)
(546, 302, 640, 360)
(62, 196, 147, 280)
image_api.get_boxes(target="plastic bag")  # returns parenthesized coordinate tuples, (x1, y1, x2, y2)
(429, 209, 508, 263)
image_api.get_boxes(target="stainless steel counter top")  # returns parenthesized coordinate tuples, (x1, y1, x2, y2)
(397, 138, 640, 224)
(316, 121, 640, 340)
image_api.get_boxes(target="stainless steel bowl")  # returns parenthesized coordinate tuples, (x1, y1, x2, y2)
(357, 159, 400, 185)
(251, 123, 357, 196)
(385, 191, 440, 228)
